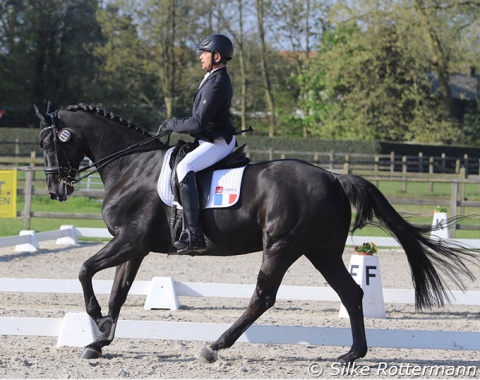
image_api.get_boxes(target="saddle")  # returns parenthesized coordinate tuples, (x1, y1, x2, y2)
(166, 141, 250, 250)
(169, 141, 250, 206)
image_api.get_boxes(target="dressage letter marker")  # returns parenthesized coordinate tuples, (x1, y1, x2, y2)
(339, 255, 385, 319)
(431, 212, 449, 239)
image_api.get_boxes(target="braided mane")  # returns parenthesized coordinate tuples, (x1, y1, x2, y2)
(66, 105, 152, 137)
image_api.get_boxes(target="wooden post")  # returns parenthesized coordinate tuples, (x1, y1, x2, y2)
(390, 151, 395, 173)
(418, 152, 423, 173)
(15, 138, 20, 156)
(459, 168, 466, 217)
(22, 151, 37, 230)
(429, 157, 434, 192)
(268, 147, 273, 161)
(23, 168, 33, 230)
(329, 152, 334, 170)
(402, 156, 407, 192)
(450, 181, 458, 238)
(464, 154, 469, 177)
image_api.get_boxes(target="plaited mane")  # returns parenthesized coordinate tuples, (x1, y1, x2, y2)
(66, 105, 152, 137)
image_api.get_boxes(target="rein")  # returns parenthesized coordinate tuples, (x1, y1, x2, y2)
(41, 112, 170, 186)
(74, 131, 170, 184)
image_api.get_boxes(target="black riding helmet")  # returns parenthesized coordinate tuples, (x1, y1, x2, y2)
(198, 34, 234, 67)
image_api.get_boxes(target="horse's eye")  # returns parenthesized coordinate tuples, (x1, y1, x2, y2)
(40, 136, 55, 152)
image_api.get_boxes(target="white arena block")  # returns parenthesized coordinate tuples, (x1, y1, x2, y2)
(57, 312, 99, 347)
(339, 254, 385, 319)
(56, 225, 78, 245)
(144, 277, 179, 310)
(15, 230, 39, 252)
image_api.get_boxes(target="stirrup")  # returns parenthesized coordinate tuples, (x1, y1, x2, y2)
(174, 228, 206, 254)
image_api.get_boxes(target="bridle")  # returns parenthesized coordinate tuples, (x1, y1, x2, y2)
(39, 111, 170, 187)
(39, 111, 79, 186)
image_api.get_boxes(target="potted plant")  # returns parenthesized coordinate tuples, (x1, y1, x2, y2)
(434, 206, 447, 213)
(354, 242, 378, 256)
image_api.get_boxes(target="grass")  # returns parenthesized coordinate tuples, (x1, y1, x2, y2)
(0, 195, 106, 236)
(2, 177, 480, 239)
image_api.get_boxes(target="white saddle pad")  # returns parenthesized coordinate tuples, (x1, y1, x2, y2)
(157, 147, 247, 209)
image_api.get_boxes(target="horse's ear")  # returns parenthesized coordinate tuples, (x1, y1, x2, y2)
(46, 101, 55, 114)
(34, 104, 48, 124)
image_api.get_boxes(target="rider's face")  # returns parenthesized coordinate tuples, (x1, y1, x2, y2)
(199, 50, 221, 71)
(200, 50, 212, 71)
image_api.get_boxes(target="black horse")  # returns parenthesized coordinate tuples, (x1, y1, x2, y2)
(35, 103, 476, 363)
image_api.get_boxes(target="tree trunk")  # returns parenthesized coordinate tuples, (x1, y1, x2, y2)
(237, 0, 247, 130)
(256, 0, 276, 137)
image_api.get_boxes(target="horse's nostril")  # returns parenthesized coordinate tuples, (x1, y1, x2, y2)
(49, 192, 58, 200)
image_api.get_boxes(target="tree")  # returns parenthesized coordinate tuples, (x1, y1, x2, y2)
(0, 0, 102, 127)
(93, 0, 199, 127)
(297, 0, 480, 144)
(270, 0, 331, 137)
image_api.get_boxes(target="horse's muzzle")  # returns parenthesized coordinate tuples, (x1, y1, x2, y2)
(49, 191, 68, 202)
(48, 181, 74, 202)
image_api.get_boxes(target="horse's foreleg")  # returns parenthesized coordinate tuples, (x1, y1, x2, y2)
(310, 255, 367, 363)
(81, 257, 144, 359)
(199, 251, 298, 363)
(78, 238, 144, 359)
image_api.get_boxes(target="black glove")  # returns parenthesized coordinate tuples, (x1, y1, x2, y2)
(157, 121, 173, 134)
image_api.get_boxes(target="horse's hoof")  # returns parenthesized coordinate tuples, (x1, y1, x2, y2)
(81, 347, 102, 359)
(337, 349, 365, 364)
(198, 346, 218, 363)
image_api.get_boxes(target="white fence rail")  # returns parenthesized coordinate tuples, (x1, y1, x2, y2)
(2, 225, 480, 252)
(1, 277, 479, 310)
(1, 313, 479, 350)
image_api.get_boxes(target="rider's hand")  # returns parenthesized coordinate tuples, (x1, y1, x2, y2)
(157, 121, 174, 134)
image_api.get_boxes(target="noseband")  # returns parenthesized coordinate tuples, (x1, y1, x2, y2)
(39, 111, 78, 186)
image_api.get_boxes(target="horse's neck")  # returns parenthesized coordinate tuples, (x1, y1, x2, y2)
(62, 110, 167, 185)
(82, 130, 166, 186)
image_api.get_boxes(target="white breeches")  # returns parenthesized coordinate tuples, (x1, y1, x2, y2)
(176, 137, 236, 182)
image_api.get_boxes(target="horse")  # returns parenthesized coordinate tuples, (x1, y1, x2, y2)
(34, 102, 477, 364)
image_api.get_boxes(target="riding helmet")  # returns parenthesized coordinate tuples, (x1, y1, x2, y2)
(198, 34, 234, 61)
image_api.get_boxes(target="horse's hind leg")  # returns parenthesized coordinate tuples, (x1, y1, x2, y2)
(306, 253, 367, 363)
(199, 249, 300, 363)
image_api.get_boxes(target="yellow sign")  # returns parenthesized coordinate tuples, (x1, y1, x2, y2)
(0, 170, 17, 218)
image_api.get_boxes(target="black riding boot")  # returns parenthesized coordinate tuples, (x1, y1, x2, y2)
(174, 171, 207, 254)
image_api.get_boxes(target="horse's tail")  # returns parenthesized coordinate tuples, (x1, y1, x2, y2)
(336, 173, 478, 310)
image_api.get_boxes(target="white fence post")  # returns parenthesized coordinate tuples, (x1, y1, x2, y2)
(56, 225, 78, 245)
(57, 312, 99, 347)
(144, 277, 179, 310)
(15, 230, 39, 252)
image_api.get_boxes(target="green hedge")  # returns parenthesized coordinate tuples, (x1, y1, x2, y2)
(2, 127, 480, 161)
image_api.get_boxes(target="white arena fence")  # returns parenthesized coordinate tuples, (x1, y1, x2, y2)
(1, 226, 480, 351)
(2, 224, 480, 252)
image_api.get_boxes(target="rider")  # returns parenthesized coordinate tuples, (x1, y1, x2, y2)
(160, 34, 236, 254)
